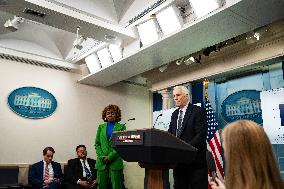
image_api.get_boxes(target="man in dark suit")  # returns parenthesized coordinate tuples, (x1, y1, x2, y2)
(29, 147, 63, 189)
(168, 86, 208, 189)
(65, 145, 97, 189)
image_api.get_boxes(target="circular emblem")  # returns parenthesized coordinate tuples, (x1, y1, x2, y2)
(221, 90, 263, 124)
(8, 87, 57, 119)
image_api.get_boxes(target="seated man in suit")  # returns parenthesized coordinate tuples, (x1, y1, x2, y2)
(65, 145, 97, 189)
(29, 147, 63, 189)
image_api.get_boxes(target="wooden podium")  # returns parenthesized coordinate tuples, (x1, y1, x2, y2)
(138, 163, 174, 189)
(112, 129, 197, 189)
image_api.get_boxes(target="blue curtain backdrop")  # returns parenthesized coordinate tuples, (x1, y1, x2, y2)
(192, 82, 204, 105)
(153, 92, 162, 111)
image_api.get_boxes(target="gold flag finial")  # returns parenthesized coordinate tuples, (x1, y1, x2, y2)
(203, 79, 209, 89)
(203, 79, 210, 100)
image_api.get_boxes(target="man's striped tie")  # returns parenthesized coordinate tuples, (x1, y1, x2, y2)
(44, 164, 49, 180)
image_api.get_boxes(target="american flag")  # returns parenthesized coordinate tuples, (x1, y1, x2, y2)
(205, 98, 224, 188)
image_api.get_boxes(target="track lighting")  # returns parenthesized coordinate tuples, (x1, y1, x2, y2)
(4, 16, 24, 32)
(73, 26, 86, 50)
(194, 55, 202, 63)
(176, 58, 184, 65)
(246, 32, 260, 44)
(159, 64, 168, 72)
(184, 56, 195, 65)
(203, 46, 217, 56)
(246, 26, 268, 44)
(73, 36, 86, 50)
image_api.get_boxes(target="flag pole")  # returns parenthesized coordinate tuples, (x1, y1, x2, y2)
(203, 79, 225, 185)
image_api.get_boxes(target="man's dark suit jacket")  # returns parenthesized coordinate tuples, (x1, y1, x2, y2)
(65, 158, 97, 187)
(168, 103, 208, 168)
(28, 161, 63, 189)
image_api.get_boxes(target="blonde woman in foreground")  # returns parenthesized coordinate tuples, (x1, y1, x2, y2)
(210, 120, 284, 189)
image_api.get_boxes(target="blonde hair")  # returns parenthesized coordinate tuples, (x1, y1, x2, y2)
(223, 120, 284, 189)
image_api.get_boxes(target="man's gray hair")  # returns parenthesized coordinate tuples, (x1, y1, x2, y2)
(173, 85, 189, 96)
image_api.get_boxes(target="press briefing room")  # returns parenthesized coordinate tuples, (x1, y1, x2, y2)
(0, 0, 284, 189)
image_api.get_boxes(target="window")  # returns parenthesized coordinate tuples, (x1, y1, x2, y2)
(156, 5, 183, 36)
(97, 47, 113, 68)
(109, 44, 123, 62)
(190, 0, 219, 18)
(137, 19, 160, 46)
(85, 53, 101, 73)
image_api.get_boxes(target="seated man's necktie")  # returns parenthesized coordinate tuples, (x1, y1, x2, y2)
(44, 164, 49, 180)
(83, 160, 92, 180)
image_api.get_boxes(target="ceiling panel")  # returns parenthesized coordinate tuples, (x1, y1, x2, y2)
(0, 0, 136, 42)
(79, 0, 263, 86)
(79, 0, 284, 87)
(229, 0, 284, 26)
(0, 0, 138, 65)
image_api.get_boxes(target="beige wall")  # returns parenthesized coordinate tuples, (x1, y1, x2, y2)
(0, 59, 149, 187)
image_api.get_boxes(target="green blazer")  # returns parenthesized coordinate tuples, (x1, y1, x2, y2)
(95, 122, 126, 170)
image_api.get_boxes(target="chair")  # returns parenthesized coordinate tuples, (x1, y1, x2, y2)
(0, 166, 21, 188)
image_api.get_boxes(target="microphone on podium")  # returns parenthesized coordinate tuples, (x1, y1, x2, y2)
(124, 118, 135, 126)
(153, 113, 163, 129)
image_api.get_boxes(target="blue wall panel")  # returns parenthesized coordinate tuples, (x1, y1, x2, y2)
(153, 92, 162, 111)
(152, 62, 284, 178)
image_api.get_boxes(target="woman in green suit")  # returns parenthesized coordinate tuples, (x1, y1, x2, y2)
(95, 104, 126, 189)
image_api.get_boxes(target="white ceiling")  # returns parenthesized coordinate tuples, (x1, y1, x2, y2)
(79, 0, 284, 86)
(0, 0, 284, 86)
(0, 0, 143, 67)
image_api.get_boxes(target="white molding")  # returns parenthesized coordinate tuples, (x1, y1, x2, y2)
(0, 46, 80, 72)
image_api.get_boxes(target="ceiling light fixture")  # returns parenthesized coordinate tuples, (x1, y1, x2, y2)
(4, 16, 24, 32)
(246, 26, 268, 44)
(192, 55, 202, 64)
(73, 26, 86, 50)
(203, 45, 217, 56)
(246, 32, 259, 44)
(176, 58, 184, 65)
(184, 56, 195, 65)
(159, 64, 168, 72)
